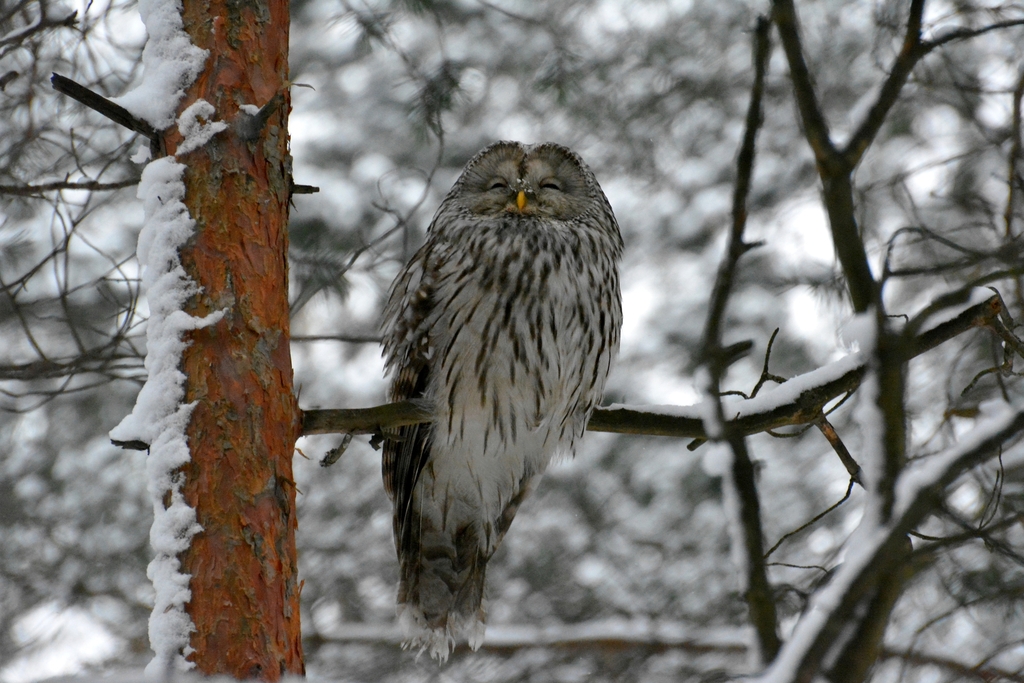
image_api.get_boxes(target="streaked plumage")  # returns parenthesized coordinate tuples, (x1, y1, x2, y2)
(380, 141, 622, 661)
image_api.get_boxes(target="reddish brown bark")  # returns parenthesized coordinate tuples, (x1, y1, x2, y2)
(169, 0, 303, 677)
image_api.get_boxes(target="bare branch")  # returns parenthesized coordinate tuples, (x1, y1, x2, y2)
(1007, 68, 1024, 239)
(880, 648, 1024, 683)
(772, 0, 877, 313)
(289, 183, 320, 195)
(826, 539, 913, 683)
(770, 0, 840, 171)
(816, 416, 862, 483)
(0, 352, 144, 382)
(877, 319, 909, 523)
(842, 0, 926, 168)
(0, 9, 76, 49)
(924, 18, 1024, 50)
(0, 178, 139, 196)
(691, 15, 780, 664)
(50, 73, 162, 154)
(303, 400, 430, 436)
(290, 333, 383, 344)
(699, 15, 772, 362)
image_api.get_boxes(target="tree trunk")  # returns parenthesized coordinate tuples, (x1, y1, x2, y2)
(171, 0, 303, 677)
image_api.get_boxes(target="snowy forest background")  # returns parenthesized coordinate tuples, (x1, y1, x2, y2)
(2, 0, 1024, 681)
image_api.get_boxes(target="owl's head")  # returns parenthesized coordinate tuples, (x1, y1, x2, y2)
(448, 141, 606, 221)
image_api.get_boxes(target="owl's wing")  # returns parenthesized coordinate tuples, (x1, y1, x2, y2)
(381, 247, 438, 556)
(384, 372, 430, 559)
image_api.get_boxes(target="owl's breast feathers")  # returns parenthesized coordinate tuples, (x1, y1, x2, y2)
(379, 142, 621, 661)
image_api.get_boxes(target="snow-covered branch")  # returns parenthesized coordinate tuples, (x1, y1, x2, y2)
(301, 620, 1024, 681)
(757, 404, 1024, 683)
(305, 619, 748, 655)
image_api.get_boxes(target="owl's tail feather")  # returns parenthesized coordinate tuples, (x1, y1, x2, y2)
(395, 475, 539, 662)
(397, 597, 486, 663)
(396, 520, 490, 663)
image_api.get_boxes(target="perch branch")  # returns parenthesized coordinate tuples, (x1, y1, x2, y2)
(301, 293, 1011, 438)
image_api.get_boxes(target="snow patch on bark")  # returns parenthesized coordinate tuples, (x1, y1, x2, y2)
(106, 1, 225, 673)
(109, 0, 206, 131)
(175, 100, 228, 156)
(109, 155, 221, 675)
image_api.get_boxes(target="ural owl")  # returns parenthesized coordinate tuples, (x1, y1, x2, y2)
(381, 141, 622, 661)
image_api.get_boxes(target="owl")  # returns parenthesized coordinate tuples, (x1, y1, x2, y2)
(380, 141, 622, 661)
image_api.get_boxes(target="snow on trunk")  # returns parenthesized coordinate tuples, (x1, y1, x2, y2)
(106, 0, 223, 673)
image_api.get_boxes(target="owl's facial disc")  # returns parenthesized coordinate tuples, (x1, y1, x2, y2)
(458, 142, 591, 220)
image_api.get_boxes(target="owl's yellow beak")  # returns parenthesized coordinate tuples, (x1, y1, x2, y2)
(516, 190, 527, 212)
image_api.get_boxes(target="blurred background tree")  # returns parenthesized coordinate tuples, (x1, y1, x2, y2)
(2, 0, 1024, 681)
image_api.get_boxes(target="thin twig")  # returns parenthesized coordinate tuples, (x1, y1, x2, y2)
(764, 477, 856, 560)
(924, 18, 1024, 50)
(911, 513, 1023, 558)
(0, 178, 139, 196)
(0, 9, 77, 49)
(816, 416, 862, 484)
(750, 328, 787, 398)
(880, 647, 1024, 683)
(291, 333, 382, 344)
